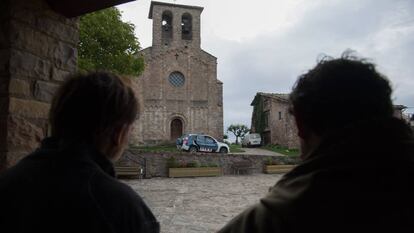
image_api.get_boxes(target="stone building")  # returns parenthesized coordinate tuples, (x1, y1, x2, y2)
(250, 92, 410, 150)
(250, 92, 299, 149)
(0, 0, 133, 170)
(131, 1, 223, 145)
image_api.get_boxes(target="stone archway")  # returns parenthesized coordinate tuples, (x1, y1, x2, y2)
(170, 118, 183, 141)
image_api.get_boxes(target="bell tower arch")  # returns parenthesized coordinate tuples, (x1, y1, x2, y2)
(149, 1, 202, 49)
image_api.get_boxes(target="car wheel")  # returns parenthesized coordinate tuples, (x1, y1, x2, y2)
(219, 147, 228, 154)
(189, 146, 198, 153)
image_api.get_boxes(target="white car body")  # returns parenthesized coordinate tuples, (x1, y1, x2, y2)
(179, 134, 230, 153)
(214, 141, 230, 153)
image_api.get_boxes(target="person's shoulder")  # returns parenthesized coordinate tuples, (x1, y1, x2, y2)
(219, 171, 314, 233)
(89, 170, 142, 203)
(0, 150, 39, 186)
(88, 171, 159, 232)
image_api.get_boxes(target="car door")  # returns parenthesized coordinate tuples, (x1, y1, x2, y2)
(194, 135, 207, 151)
(204, 136, 218, 152)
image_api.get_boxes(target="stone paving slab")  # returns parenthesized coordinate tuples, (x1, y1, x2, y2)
(123, 174, 283, 233)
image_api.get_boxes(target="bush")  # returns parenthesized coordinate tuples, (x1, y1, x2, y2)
(186, 161, 199, 168)
(264, 157, 281, 165)
(264, 156, 301, 165)
(279, 156, 301, 165)
(167, 158, 219, 168)
(166, 157, 179, 168)
(207, 163, 219, 167)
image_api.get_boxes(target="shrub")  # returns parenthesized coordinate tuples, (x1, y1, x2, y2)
(279, 156, 301, 165)
(264, 157, 279, 165)
(207, 163, 219, 167)
(178, 162, 187, 168)
(166, 157, 179, 168)
(186, 161, 199, 168)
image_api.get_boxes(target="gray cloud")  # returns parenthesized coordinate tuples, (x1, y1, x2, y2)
(119, 0, 414, 137)
(202, 0, 414, 131)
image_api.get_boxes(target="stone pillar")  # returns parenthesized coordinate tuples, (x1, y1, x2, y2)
(0, 0, 78, 171)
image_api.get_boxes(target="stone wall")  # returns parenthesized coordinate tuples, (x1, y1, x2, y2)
(0, 0, 78, 170)
(150, 2, 202, 50)
(117, 150, 300, 177)
(269, 98, 299, 149)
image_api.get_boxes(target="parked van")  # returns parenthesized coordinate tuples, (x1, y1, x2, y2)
(241, 133, 262, 147)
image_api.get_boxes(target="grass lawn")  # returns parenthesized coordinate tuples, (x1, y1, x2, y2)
(130, 144, 179, 153)
(263, 145, 300, 156)
(130, 144, 244, 153)
(229, 144, 245, 153)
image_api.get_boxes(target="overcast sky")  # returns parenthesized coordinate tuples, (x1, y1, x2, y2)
(118, 0, 414, 136)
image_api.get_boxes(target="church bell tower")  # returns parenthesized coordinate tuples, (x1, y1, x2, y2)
(149, 1, 203, 50)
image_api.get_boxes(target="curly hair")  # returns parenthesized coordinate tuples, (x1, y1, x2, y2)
(50, 72, 138, 147)
(290, 51, 393, 136)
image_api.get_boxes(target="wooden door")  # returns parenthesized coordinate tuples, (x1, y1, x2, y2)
(170, 119, 183, 141)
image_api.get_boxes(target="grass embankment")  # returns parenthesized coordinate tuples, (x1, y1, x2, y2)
(229, 144, 245, 153)
(130, 144, 178, 153)
(263, 145, 300, 157)
(130, 144, 244, 153)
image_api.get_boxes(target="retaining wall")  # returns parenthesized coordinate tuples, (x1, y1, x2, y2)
(117, 150, 300, 177)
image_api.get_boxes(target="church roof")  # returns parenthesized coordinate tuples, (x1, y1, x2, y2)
(149, 1, 204, 19)
(251, 92, 290, 106)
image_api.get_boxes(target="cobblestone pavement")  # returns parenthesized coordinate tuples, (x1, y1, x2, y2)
(124, 174, 283, 233)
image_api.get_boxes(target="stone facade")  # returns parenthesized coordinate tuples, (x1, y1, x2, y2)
(0, 0, 78, 170)
(249, 94, 410, 150)
(250, 93, 300, 149)
(131, 2, 223, 145)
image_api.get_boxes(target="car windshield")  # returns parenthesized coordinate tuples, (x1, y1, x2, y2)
(251, 134, 260, 139)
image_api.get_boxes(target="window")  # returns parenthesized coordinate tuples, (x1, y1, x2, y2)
(168, 71, 185, 87)
(162, 11, 173, 44)
(181, 13, 192, 40)
(263, 99, 269, 109)
(196, 135, 205, 143)
(205, 137, 215, 144)
(264, 111, 270, 127)
(279, 111, 282, 120)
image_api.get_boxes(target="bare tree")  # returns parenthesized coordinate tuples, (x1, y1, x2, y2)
(227, 124, 250, 145)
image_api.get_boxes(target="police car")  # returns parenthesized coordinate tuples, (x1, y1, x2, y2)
(177, 134, 230, 153)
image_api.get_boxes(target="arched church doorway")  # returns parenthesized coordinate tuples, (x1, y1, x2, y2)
(170, 118, 183, 141)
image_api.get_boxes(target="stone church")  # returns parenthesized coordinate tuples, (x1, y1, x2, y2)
(130, 1, 224, 145)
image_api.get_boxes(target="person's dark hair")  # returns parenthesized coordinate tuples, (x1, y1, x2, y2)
(50, 72, 138, 147)
(290, 51, 393, 136)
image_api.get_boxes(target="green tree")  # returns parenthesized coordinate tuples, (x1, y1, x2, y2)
(227, 124, 250, 145)
(78, 7, 144, 76)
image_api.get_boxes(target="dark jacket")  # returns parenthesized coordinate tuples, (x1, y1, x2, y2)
(219, 118, 414, 233)
(0, 138, 159, 233)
